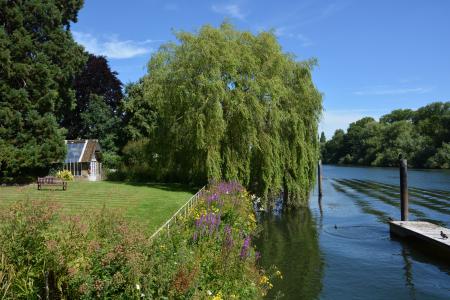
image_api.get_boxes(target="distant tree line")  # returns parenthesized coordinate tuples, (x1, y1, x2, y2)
(321, 102, 450, 168)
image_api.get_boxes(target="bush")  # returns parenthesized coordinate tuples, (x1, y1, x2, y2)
(56, 170, 74, 181)
(425, 143, 450, 169)
(112, 139, 154, 182)
(0, 182, 277, 299)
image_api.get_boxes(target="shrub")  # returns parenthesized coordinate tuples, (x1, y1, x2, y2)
(0, 182, 277, 298)
(56, 170, 74, 181)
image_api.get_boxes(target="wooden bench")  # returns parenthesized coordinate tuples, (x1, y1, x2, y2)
(37, 176, 67, 191)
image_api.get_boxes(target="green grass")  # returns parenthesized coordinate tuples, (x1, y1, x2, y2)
(0, 181, 195, 232)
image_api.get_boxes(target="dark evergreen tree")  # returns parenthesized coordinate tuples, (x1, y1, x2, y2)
(0, 0, 86, 182)
(319, 132, 326, 143)
(59, 54, 123, 167)
(61, 54, 123, 139)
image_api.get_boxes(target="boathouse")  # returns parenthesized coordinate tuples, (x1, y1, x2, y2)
(63, 139, 102, 181)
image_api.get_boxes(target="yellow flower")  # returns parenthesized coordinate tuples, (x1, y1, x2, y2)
(260, 275, 269, 285)
(248, 213, 256, 223)
(275, 270, 282, 277)
(212, 291, 223, 300)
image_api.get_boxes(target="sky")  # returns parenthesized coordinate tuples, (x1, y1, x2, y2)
(72, 0, 450, 138)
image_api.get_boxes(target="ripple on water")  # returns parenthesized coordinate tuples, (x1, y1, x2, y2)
(323, 224, 389, 241)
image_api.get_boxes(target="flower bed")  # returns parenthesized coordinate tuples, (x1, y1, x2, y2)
(0, 182, 279, 299)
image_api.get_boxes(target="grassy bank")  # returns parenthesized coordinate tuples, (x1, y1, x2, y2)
(0, 181, 194, 232)
(0, 181, 275, 299)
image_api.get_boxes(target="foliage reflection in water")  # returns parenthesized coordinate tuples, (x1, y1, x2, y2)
(255, 208, 323, 300)
(256, 165, 450, 300)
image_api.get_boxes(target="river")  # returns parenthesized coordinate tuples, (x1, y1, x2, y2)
(255, 165, 450, 300)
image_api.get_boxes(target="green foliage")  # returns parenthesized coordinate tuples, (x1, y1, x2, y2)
(426, 142, 450, 168)
(121, 23, 322, 208)
(56, 169, 74, 181)
(379, 109, 415, 123)
(61, 54, 124, 168)
(322, 101, 450, 168)
(79, 94, 121, 168)
(0, 182, 271, 299)
(121, 80, 155, 142)
(0, 0, 87, 182)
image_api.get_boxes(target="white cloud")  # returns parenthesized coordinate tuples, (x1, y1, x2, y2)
(296, 33, 313, 47)
(353, 86, 433, 96)
(73, 31, 154, 59)
(319, 109, 385, 139)
(274, 27, 313, 47)
(212, 3, 246, 20)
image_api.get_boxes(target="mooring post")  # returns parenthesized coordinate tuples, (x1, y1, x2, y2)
(400, 159, 409, 221)
(318, 160, 323, 197)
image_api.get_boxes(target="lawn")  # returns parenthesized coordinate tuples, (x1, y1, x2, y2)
(0, 181, 195, 232)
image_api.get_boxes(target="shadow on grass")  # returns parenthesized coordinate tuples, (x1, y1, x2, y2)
(106, 180, 200, 194)
(36, 188, 67, 192)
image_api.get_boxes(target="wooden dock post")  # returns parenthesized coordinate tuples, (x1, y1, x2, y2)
(400, 159, 409, 221)
(318, 160, 323, 197)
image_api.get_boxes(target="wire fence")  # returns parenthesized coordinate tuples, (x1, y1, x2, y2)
(150, 185, 206, 240)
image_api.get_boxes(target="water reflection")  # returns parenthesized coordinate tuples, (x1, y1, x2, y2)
(401, 246, 417, 300)
(255, 207, 323, 300)
(256, 166, 450, 299)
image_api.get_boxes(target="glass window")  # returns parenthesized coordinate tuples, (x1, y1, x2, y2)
(65, 142, 85, 163)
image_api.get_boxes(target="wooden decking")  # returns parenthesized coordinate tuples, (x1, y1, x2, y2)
(389, 221, 450, 256)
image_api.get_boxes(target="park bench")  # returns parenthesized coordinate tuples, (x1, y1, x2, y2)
(37, 176, 67, 191)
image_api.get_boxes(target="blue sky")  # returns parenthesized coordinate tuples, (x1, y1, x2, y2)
(72, 0, 450, 138)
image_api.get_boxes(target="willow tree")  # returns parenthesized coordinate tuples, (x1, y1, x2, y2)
(125, 23, 322, 208)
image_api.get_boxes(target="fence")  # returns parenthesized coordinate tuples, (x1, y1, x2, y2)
(150, 185, 206, 240)
(62, 161, 103, 180)
(63, 162, 83, 176)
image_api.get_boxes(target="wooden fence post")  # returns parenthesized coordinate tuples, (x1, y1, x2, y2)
(400, 159, 409, 221)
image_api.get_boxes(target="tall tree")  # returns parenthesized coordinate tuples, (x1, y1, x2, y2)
(60, 54, 123, 167)
(413, 102, 450, 148)
(0, 0, 86, 182)
(123, 23, 322, 208)
(379, 109, 415, 123)
(61, 54, 123, 139)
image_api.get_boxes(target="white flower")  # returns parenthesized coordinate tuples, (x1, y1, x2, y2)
(136, 284, 141, 290)
(207, 290, 212, 296)
(141, 293, 145, 298)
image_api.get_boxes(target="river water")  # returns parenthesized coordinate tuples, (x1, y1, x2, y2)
(255, 165, 450, 300)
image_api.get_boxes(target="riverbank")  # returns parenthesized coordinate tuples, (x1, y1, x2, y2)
(0, 181, 273, 298)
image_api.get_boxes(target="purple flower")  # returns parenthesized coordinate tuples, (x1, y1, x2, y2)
(193, 231, 198, 242)
(240, 236, 251, 260)
(193, 212, 221, 240)
(255, 251, 261, 261)
(223, 225, 234, 251)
